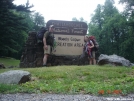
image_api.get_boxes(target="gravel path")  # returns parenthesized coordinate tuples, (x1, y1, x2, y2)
(0, 93, 134, 101)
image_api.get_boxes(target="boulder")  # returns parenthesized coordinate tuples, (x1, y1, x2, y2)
(20, 31, 44, 68)
(0, 63, 5, 69)
(0, 70, 31, 84)
(98, 54, 133, 67)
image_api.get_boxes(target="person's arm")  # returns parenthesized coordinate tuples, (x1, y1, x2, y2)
(43, 37, 47, 45)
(89, 40, 94, 48)
(43, 32, 48, 49)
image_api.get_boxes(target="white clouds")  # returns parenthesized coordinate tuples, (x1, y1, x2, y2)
(13, 0, 124, 22)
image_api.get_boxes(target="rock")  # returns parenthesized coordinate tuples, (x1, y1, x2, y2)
(98, 54, 133, 67)
(0, 70, 31, 84)
(130, 63, 134, 67)
(0, 63, 5, 69)
(20, 31, 44, 68)
(8, 66, 14, 68)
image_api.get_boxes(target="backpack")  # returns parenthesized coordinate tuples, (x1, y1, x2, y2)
(46, 33, 55, 47)
(36, 27, 48, 43)
(89, 36, 99, 51)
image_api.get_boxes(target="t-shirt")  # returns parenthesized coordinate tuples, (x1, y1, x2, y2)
(43, 31, 54, 46)
(89, 40, 95, 51)
(89, 40, 93, 46)
(43, 31, 49, 38)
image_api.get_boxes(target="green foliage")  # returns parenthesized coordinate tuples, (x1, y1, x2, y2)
(118, 0, 134, 62)
(32, 12, 45, 31)
(0, 0, 45, 59)
(88, 0, 134, 62)
(119, 0, 134, 17)
(72, 17, 87, 23)
(0, 0, 31, 59)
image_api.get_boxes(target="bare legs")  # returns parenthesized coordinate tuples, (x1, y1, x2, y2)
(43, 54, 48, 66)
(89, 51, 96, 65)
(89, 58, 96, 65)
(93, 58, 96, 65)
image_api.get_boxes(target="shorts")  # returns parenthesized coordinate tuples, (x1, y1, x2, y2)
(44, 45, 51, 54)
(91, 51, 95, 58)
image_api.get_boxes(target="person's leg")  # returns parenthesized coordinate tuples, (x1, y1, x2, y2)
(93, 58, 96, 65)
(43, 45, 50, 66)
(89, 58, 92, 65)
(43, 54, 48, 66)
(92, 51, 96, 65)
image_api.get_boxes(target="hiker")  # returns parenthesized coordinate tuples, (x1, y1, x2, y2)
(82, 35, 89, 58)
(43, 25, 55, 67)
(89, 36, 96, 65)
(78, 35, 89, 65)
(84, 35, 94, 64)
(84, 35, 93, 57)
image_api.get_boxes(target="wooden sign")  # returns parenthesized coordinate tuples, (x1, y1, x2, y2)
(46, 20, 88, 56)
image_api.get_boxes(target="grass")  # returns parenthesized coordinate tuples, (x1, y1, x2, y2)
(0, 57, 19, 67)
(0, 58, 134, 96)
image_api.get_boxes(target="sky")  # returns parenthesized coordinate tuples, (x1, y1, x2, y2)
(13, 0, 124, 23)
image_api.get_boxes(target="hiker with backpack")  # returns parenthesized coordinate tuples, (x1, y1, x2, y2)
(78, 35, 94, 65)
(84, 35, 95, 65)
(42, 25, 55, 67)
(78, 35, 88, 65)
(89, 36, 99, 65)
(84, 35, 94, 58)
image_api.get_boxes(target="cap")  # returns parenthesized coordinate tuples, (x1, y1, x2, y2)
(85, 35, 89, 38)
(49, 25, 54, 28)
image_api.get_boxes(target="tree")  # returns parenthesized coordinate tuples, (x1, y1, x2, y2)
(90, 4, 103, 30)
(119, 0, 134, 25)
(72, 17, 79, 21)
(88, 0, 134, 62)
(119, 0, 134, 62)
(119, 0, 134, 16)
(88, 4, 104, 53)
(72, 17, 87, 23)
(88, 0, 127, 56)
(0, 0, 33, 59)
(32, 12, 45, 31)
(89, 4, 103, 38)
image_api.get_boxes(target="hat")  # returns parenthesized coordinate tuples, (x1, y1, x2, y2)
(85, 35, 89, 38)
(49, 25, 54, 28)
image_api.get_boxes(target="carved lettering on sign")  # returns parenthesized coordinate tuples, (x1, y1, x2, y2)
(46, 20, 87, 56)
(55, 28, 69, 33)
(47, 20, 87, 35)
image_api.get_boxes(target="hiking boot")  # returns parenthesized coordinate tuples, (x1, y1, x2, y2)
(43, 64, 47, 67)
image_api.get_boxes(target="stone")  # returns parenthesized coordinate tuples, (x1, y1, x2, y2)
(0, 70, 31, 84)
(98, 54, 133, 67)
(20, 31, 44, 68)
(8, 66, 14, 68)
(0, 63, 5, 69)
